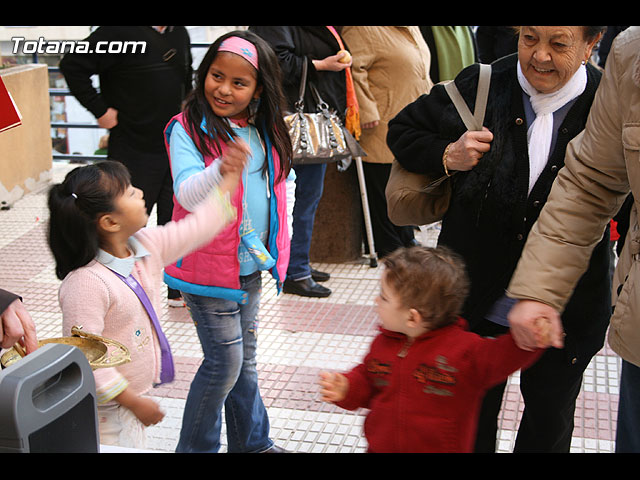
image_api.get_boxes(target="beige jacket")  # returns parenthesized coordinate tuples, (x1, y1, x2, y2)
(507, 27, 640, 366)
(342, 26, 433, 164)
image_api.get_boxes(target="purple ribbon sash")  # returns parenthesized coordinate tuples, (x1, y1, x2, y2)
(112, 270, 175, 384)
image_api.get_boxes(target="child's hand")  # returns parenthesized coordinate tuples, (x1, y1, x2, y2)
(534, 317, 553, 347)
(220, 138, 251, 176)
(129, 396, 165, 427)
(116, 389, 165, 426)
(319, 371, 349, 403)
(219, 138, 251, 195)
(508, 300, 564, 350)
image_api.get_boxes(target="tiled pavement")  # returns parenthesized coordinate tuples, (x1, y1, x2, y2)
(0, 161, 621, 453)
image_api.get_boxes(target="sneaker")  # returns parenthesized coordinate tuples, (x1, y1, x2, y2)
(168, 297, 185, 308)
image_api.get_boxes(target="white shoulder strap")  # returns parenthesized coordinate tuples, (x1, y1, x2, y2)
(443, 63, 491, 132)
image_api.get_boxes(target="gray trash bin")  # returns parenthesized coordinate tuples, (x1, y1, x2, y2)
(0, 343, 99, 452)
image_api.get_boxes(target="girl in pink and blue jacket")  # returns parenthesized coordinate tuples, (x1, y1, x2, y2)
(163, 30, 294, 453)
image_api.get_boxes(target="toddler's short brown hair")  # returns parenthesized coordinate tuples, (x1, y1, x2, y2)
(382, 246, 469, 329)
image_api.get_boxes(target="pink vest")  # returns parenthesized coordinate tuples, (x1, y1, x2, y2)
(163, 113, 290, 303)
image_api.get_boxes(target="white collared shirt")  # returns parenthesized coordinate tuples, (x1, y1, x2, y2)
(95, 236, 151, 277)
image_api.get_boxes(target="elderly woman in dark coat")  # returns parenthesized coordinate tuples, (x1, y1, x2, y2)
(387, 26, 607, 453)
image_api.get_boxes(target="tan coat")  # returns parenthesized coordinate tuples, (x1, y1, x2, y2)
(342, 26, 433, 164)
(507, 27, 640, 366)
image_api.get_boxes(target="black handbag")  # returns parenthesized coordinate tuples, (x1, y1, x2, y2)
(284, 61, 365, 165)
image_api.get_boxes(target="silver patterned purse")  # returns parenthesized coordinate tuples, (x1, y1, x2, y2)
(284, 60, 365, 164)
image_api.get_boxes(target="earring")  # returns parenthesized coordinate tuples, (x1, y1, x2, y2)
(249, 97, 261, 119)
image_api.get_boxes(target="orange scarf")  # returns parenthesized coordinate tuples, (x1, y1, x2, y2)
(326, 26, 361, 140)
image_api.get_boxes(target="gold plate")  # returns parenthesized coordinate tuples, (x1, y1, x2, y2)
(1, 326, 131, 370)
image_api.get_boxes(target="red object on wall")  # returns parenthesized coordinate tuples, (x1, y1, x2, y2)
(0, 76, 22, 133)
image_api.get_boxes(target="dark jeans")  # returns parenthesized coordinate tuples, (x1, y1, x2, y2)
(287, 163, 327, 280)
(473, 319, 587, 453)
(616, 359, 640, 452)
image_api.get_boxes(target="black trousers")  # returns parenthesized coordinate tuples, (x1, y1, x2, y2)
(362, 162, 415, 258)
(108, 134, 179, 298)
(472, 319, 589, 452)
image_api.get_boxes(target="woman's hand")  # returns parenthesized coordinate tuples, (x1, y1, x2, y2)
(312, 52, 351, 72)
(444, 127, 494, 172)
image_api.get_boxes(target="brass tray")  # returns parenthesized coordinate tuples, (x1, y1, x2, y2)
(1, 325, 131, 370)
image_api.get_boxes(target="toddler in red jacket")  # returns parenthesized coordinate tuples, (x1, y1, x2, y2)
(319, 246, 548, 452)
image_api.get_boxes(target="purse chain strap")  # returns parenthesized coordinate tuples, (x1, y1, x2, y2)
(295, 59, 332, 114)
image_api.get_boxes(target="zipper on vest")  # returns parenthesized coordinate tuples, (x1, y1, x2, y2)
(266, 170, 271, 199)
(397, 337, 414, 358)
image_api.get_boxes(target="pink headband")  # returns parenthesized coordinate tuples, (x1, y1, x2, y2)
(219, 36, 259, 70)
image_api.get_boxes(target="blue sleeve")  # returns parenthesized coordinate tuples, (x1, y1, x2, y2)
(169, 121, 206, 194)
(168, 121, 225, 211)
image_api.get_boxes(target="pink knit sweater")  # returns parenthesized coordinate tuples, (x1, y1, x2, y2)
(58, 190, 234, 404)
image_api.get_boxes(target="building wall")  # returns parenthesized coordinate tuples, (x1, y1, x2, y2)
(0, 64, 52, 207)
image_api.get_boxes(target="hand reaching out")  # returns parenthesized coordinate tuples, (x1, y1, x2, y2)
(319, 371, 349, 403)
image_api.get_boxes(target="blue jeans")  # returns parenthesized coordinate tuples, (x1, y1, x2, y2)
(287, 163, 327, 280)
(616, 359, 640, 452)
(176, 273, 272, 453)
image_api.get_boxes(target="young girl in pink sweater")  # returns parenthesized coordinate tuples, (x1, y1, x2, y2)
(47, 156, 245, 449)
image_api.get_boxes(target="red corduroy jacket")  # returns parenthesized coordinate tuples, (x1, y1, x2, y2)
(337, 319, 543, 452)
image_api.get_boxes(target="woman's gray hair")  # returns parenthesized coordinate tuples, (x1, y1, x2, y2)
(512, 26, 607, 41)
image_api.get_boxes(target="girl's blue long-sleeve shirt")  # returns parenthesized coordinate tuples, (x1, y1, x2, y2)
(169, 119, 295, 276)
